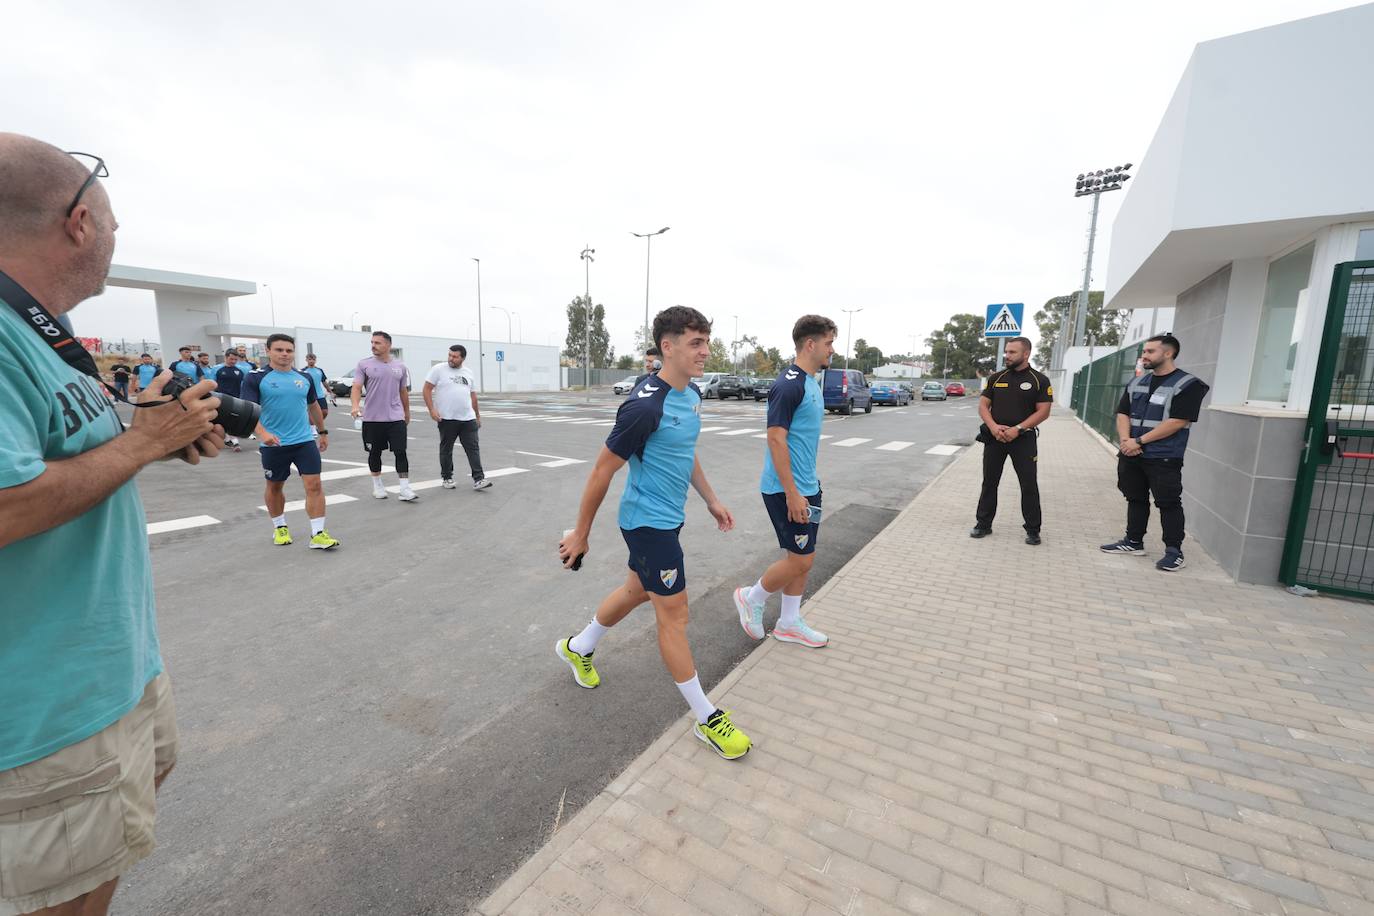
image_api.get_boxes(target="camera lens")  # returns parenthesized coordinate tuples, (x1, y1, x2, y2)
(160, 372, 261, 439)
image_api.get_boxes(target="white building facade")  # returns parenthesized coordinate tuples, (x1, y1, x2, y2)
(1103, 3, 1374, 583)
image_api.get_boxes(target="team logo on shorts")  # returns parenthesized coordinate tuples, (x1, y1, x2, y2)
(794, 534, 809, 549)
(659, 568, 678, 589)
(264, 469, 272, 478)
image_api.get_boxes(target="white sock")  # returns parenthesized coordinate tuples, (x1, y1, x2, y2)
(745, 578, 773, 607)
(676, 673, 716, 724)
(780, 593, 803, 628)
(271, 515, 286, 528)
(372, 476, 385, 491)
(310, 516, 325, 536)
(569, 618, 610, 656)
(399, 477, 412, 490)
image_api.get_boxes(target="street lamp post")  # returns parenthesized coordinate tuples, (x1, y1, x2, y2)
(581, 245, 595, 403)
(943, 331, 954, 381)
(262, 283, 275, 327)
(732, 315, 739, 374)
(350, 311, 359, 332)
(631, 227, 669, 352)
(472, 258, 485, 393)
(513, 312, 522, 344)
(1068, 164, 1131, 349)
(841, 308, 863, 370)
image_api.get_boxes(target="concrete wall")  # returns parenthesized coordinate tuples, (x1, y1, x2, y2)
(292, 327, 560, 393)
(1173, 267, 1305, 583)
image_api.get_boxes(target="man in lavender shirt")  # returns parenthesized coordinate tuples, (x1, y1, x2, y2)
(350, 330, 417, 502)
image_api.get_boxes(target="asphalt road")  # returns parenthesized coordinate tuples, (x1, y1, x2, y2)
(115, 387, 979, 915)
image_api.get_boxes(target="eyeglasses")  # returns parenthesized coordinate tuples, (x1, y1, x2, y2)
(64, 152, 108, 217)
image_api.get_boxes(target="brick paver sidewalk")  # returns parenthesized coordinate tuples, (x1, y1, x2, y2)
(482, 416, 1374, 915)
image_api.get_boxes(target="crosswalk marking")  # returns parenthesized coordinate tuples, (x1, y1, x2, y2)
(717, 428, 756, 436)
(384, 466, 532, 494)
(318, 465, 393, 481)
(259, 493, 359, 513)
(516, 451, 586, 468)
(147, 515, 219, 535)
(875, 441, 914, 452)
(832, 438, 872, 447)
(926, 444, 962, 456)
(698, 426, 729, 433)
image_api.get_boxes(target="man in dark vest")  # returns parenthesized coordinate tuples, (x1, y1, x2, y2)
(1100, 333, 1210, 572)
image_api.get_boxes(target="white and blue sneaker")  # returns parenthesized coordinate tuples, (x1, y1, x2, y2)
(1156, 549, 1186, 572)
(733, 587, 765, 640)
(773, 617, 828, 648)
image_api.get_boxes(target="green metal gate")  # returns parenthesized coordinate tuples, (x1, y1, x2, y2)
(1280, 260, 1374, 599)
(1071, 344, 1143, 442)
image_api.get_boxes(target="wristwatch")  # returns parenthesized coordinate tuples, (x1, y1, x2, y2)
(1016, 425, 1025, 433)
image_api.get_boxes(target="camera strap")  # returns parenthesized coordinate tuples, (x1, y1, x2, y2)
(0, 267, 135, 406)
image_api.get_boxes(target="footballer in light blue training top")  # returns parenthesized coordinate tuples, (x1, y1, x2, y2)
(555, 306, 753, 762)
(734, 314, 839, 650)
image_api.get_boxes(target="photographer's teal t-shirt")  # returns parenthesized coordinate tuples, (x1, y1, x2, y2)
(0, 301, 162, 770)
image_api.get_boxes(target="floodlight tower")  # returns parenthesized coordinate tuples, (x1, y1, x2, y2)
(1068, 164, 1132, 349)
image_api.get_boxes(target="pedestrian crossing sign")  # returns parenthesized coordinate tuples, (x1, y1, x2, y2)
(984, 303, 1024, 338)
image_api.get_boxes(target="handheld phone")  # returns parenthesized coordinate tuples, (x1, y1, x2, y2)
(562, 529, 585, 571)
(807, 504, 823, 523)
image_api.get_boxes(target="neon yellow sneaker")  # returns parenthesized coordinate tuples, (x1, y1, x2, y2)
(273, 526, 292, 546)
(694, 709, 751, 760)
(309, 530, 340, 550)
(555, 637, 600, 689)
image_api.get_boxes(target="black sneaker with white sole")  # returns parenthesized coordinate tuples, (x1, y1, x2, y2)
(1156, 549, 1186, 572)
(1100, 538, 1145, 554)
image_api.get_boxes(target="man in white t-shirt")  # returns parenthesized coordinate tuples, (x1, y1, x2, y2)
(423, 344, 490, 491)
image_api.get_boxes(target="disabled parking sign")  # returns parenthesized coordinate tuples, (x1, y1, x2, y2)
(984, 303, 1024, 338)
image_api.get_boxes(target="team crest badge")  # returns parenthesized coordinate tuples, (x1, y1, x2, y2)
(794, 534, 809, 549)
(659, 568, 678, 589)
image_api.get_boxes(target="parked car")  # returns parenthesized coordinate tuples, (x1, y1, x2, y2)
(870, 381, 911, 406)
(753, 377, 774, 401)
(692, 372, 725, 398)
(716, 375, 751, 399)
(822, 368, 873, 414)
(920, 381, 948, 401)
(945, 382, 966, 397)
(612, 375, 641, 395)
(329, 374, 358, 398)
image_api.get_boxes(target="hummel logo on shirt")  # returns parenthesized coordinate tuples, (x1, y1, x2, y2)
(637, 384, 661, 398)
(785, 370, 799, 379)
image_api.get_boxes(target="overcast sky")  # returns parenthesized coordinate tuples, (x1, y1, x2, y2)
(6, 0, 1356, 360)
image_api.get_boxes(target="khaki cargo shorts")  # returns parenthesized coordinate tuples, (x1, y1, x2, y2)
(0, 673, 177, 915)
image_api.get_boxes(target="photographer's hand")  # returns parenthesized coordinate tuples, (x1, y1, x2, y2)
(126, 373, 223, 463)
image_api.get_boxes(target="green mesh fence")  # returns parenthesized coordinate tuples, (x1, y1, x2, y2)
(1071, 344, 1143, 441)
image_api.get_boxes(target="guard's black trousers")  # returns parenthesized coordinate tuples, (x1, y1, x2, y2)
(975, 434, 1041, 534)
(438, 419, 484, 482)
(1117, 455, 1185, 549)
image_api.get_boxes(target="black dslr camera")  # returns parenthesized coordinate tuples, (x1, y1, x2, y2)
(162, 372, 260, 439)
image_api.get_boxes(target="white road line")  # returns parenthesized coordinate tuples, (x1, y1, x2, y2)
(819, 434, 834, 440)
(318, 465, 393, 481)
(146, 515, 219, 535)
(926, 444, 962, 456)
(320, 458, 369, 466)
(832, 437, 872, 447)
(485, 466, 531, 478)
(717, 428, 757, 436)
(259, 494, 358, 513)
(752, 433, 769, 438)
(698, 427, 729, 433)
(542, 417, 584, 423)
(567, 418, 606, 424)
(516, 450, 586, 468)
(876, 441, 915, 451)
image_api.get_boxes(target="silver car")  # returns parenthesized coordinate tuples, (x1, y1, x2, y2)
(920, 381, 948, 401)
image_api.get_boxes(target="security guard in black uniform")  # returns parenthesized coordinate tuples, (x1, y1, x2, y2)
(970, 336, 1053, 545)
(1100, 333, 1209, 572)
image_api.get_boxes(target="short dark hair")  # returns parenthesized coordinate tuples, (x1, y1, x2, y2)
(224, 350, 237, 358)
(179, 346, 191, 352)
(653, 306, 711, 349)
(1008, 336, 1032, 351)
(792, 314, 838, 348)
(372, 330, 393, 343)
(1146, 333, 1180, 358)
(140, 352, 151, 358)
(449, 344, 467, 357)
(645, 346, 661, 357)
(266, 333, 295, 349)
(306, 352, 317, 359)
